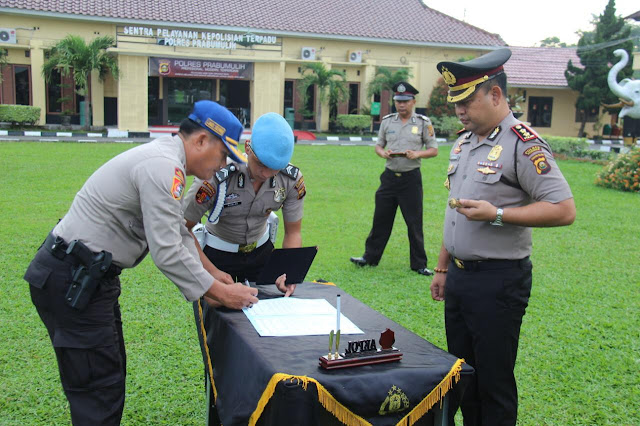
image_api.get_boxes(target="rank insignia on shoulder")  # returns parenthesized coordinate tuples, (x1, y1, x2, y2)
(171, 167, 185, 200)
(295, 176, 306, 199)
(456, 127, 466, 134)
(416, 114, 430, 122)
(487, 125, 501, 141)
(511, 123, 538, 142)
(382, 113, 397, 120)
(215, 164, 237, 183)
(282, 164, 299, 179)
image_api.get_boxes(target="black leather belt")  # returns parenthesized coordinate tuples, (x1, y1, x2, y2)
(43, 233, 122, 278)
(450, 256, 530, 271)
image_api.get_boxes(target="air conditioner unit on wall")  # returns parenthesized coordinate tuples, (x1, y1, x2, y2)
(348, 50, 362, 63)
(301, 47, 316, 60)
(0, 28, 17, 44)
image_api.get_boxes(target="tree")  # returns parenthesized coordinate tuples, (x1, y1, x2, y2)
(0, 48, 7, 84)
(565, 0, 634, 136)
(366, 67, 412, 106)
(539, 36, 568, 48)
(298, 63, 348, 131)
(42, 35, 119, 129)
(427, 77, 455, 117)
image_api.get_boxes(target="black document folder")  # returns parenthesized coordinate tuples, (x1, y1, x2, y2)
(256, 246, 318, 285)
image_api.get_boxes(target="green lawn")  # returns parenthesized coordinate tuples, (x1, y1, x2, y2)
(1, 142, 638, 425)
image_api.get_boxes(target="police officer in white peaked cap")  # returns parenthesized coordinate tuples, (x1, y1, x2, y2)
(24, 100, 258, 425)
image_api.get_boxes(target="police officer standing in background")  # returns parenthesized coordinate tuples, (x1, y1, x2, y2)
(430, 49, 576, 425)
(184, 112, 305, 297)
(351, 82, 438, 275)
(23, 101, 258, 425)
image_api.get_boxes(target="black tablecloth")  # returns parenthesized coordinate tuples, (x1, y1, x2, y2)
(193, 283, 473, 426)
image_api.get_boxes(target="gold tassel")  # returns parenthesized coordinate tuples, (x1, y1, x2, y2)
(249, 374, 371, 426)
(396, 358, 465, 426)
(198, 299, 218, 402)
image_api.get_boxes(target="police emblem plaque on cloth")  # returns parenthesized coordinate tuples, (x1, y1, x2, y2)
(319, 328, 402, 369)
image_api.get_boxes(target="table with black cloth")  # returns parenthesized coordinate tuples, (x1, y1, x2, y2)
(193, 282, 473, 426)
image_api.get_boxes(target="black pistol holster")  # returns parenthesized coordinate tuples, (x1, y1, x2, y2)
(64, 240, 114, 311)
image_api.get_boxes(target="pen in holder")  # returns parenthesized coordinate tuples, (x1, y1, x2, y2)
(328, 330, 334, 360)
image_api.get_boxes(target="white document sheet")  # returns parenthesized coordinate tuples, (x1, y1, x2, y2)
(243, 298, 364, 337)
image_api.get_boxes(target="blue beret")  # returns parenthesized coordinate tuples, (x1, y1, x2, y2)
(251, 113, 294, 170)
(188, 101, 247, 163)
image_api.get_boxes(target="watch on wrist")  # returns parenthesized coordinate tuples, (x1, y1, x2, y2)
(490, 207, 504, 226)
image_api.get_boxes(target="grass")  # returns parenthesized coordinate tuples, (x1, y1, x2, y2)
(0, 141, 638, 425)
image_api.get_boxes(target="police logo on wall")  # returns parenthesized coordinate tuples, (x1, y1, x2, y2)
(159, 61, 171, 75)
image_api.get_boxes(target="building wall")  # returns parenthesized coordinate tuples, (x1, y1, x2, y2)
(1, 11, 598, 136)
(509, 88, 610, 138)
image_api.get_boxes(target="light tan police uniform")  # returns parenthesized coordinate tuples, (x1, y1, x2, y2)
(184, 161, 305, 245)
(53, 134, 213, 301)
(377, 112, 438, 171)
(444, 112, 573, 261)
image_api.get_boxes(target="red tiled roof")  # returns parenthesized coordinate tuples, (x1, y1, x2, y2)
(504, 46, 581, 88)
(0, 0, 505, 47)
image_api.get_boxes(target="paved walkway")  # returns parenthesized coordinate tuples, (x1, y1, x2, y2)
(1, 129, 636, 152)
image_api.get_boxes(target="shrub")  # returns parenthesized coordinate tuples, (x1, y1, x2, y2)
(336, 114, 372, 134)
(430, 116, 462, 138)
(540, 135, 588, 156)
(595, 148, 640, 192)
(0, 104, 41, 125)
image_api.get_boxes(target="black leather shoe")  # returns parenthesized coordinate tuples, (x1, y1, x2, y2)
(414, 268, 434, 276)
(350, 256, 377, 267)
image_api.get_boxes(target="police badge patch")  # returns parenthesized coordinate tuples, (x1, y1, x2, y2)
(274, 188, 286, 203)
(529, 152, 552, 174)
(171, 167, 185, 200)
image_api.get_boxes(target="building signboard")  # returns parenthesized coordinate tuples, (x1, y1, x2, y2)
(149, 58, 254, 80)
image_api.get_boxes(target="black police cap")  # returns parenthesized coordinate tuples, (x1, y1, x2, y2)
(392, 81, 419, 101)
(436, 48, 512, 103)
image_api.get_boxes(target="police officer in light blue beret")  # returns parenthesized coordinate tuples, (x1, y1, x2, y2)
(184, 112, 306, 297)
(23, 99, 258, 425)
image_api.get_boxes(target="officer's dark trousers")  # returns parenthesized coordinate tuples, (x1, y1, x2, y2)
(25, 247, 126, 426)
(204, 240, 274, 282)
(444, 258, 533, 426)
(364, 167, 427, 270)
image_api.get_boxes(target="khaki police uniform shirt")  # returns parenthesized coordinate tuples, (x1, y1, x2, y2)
(183, 161, 305, 245)
(376, 112, 438, 172)
(53, 135, 213, 301)
(444, 112, 573, 260)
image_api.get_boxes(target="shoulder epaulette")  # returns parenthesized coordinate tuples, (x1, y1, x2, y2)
(382, 113, 397, 120)
(511, 123, 538, 142)
(281, 164, 300, 180)
(416, 114, 430, 121)
(456, 127, 467, 134)
(215, 163, 238, 183)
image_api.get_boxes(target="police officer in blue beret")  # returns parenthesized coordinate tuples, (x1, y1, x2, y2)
(24, 100, 258, 424)
(430, 48, 576, 425)
(350, 81, 438, 275)
(184, 112, 306, 297)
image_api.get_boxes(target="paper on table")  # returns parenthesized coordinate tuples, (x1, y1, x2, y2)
(243, 298, 364, 337)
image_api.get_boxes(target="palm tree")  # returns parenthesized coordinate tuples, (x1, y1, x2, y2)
(42, 35, 119, 129)
(366, 67, 413, 106)
(0, 49, 7, 84)
(298, 63, 348, 131)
